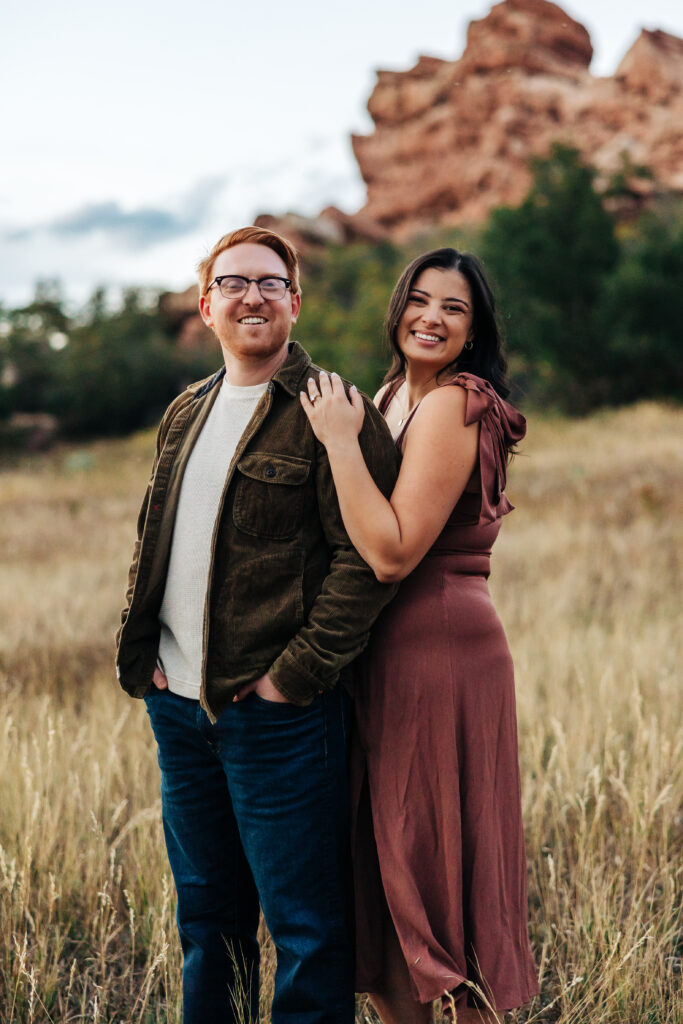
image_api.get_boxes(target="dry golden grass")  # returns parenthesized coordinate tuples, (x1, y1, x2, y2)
(0, 402, 681, 1023)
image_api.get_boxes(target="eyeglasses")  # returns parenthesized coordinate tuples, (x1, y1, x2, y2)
(207, 275, 292, 301)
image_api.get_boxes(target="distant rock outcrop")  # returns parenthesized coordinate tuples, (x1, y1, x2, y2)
(349, 0, 683, 237)
(253, 209, 387, 250)
(159, 285, 213, 352)
(166, 0, 683, 343)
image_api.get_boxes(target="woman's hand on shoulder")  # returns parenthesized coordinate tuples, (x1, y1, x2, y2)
(300, 371, 365, 450)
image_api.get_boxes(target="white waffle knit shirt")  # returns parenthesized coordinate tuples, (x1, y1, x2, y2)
(157, 378, 269, 699)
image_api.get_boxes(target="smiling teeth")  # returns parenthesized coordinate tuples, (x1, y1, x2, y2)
(240, 317, 267, 324)
(414, 332, 442, 342)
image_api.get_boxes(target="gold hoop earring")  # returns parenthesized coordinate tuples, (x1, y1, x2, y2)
(464, 339, 474, 350)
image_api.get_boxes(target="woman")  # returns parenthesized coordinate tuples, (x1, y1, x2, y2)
(301, 248, 538, 1023)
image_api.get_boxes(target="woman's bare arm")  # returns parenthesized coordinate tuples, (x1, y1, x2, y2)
(301, 373, 478, 582)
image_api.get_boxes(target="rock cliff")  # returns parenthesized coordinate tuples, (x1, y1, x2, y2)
(167, 0, 683, 338)
(350, 0, 683, 237)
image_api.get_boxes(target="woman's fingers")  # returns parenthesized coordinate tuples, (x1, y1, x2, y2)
(315, 371, 353, 403)
(318, 372, 344, 396)
(300, 373, 364, 442)
(329, 371, 345, 396)
(301, 372, 361, 417)
(349, 384, 364, 414)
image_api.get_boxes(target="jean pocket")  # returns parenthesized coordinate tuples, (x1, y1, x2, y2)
(250, 692, 313, 715)
(252, 692, 294, 707)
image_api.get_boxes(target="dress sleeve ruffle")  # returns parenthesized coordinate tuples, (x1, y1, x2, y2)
(451, 373, 526, 525)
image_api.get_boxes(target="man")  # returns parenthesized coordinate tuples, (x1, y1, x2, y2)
(116, 226, 398, 1024)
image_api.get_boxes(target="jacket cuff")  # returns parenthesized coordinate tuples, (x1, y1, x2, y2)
(269, 649, 337, 706)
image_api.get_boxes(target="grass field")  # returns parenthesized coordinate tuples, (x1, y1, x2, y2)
(0, 402, 681, 1023)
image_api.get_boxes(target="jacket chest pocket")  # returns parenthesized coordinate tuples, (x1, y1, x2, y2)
(233, 453, 311, 540)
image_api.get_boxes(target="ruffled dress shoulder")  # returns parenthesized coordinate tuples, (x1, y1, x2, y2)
(445, 372, 526, 526)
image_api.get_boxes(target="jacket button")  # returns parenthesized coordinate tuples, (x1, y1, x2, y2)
(265, 465, 276, 478)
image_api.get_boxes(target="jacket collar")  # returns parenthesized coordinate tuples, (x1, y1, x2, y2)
(271, 341, 312, 396)
(191, 366, 225, 400)
(191, 341, 312, 401)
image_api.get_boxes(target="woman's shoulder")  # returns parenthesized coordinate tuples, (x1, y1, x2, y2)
(417, 381, 470, 423)
(412, 374, 488, 431)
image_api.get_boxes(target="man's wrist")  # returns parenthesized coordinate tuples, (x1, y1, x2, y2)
(253, 672, 291, 704)
(269, 652, 326, 706)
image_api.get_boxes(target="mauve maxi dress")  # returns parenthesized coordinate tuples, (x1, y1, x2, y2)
(351, 373, 538, 1011)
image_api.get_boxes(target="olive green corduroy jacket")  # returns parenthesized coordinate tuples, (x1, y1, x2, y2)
(115, 342, 399, 720)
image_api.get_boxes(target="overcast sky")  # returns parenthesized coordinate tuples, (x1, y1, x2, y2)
(2, 0, 682, 308)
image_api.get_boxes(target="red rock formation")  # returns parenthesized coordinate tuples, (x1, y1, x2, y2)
(351, 0, 683, 237)
(253, 208, 387, 252)
(159, 285, 213, 352)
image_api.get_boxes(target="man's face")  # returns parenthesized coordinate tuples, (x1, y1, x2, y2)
(199, 242, 301, 364)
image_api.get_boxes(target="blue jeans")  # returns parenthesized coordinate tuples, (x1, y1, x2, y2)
(144, 685, 354, 1024)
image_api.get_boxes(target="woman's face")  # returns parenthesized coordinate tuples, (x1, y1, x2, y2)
(396, 266, 473, 373)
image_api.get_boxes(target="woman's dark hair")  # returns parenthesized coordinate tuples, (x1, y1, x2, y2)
(382, 248, 510, 399)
